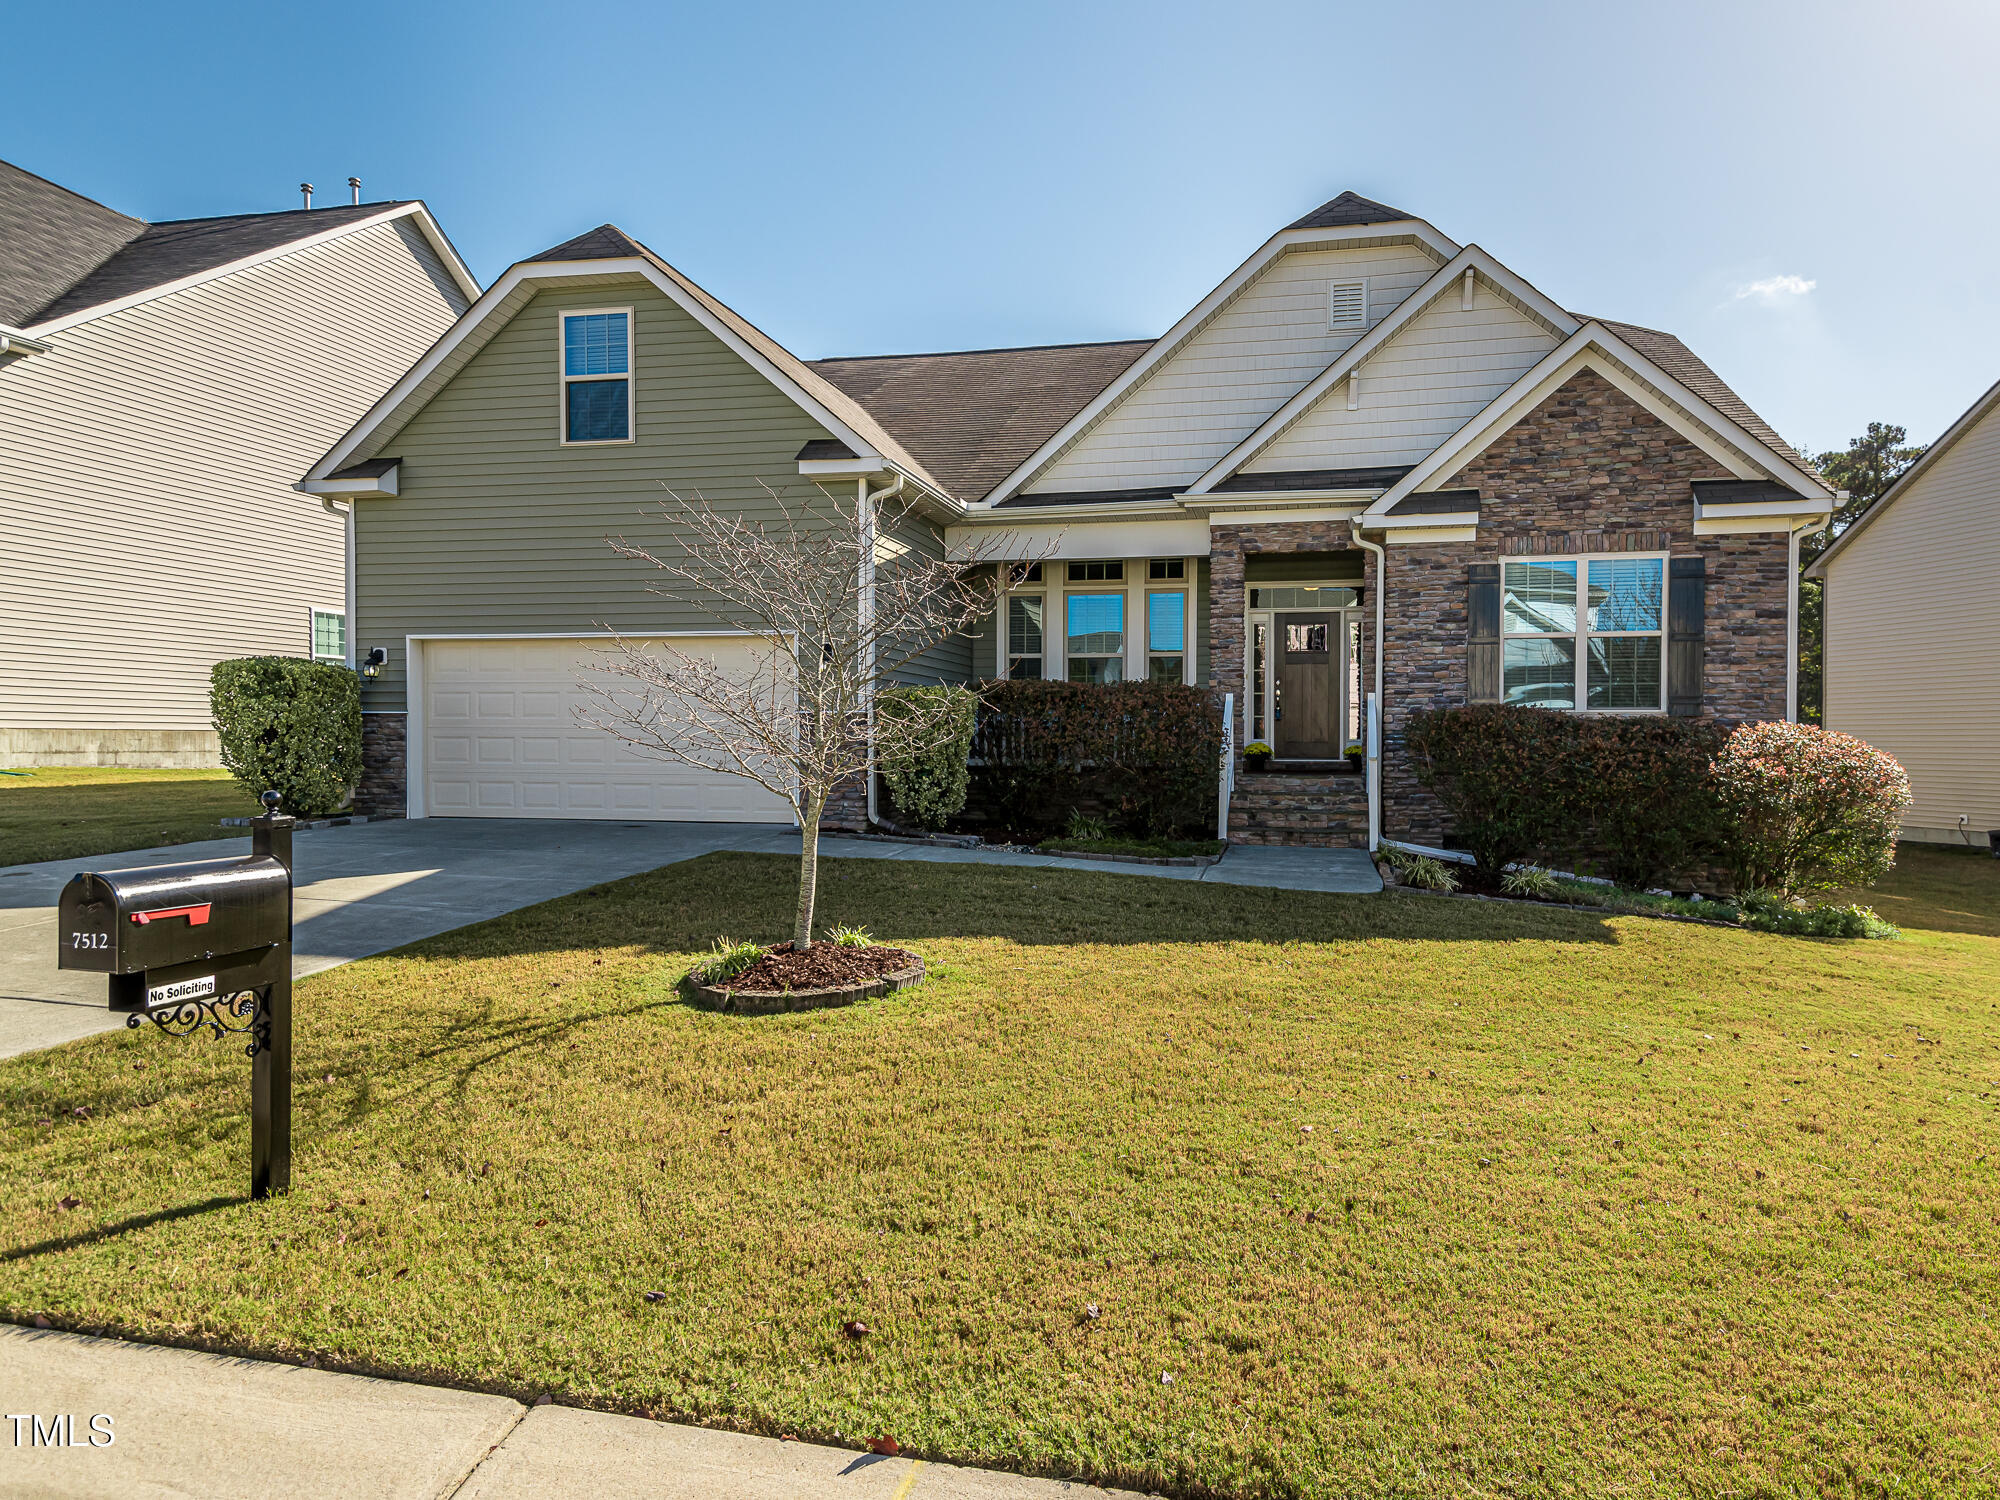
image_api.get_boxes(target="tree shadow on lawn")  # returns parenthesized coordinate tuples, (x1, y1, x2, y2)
(402, 849, 1623, 965)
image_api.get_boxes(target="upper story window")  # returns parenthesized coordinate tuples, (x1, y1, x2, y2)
(310, 609, 346, 664)
(1502, 556, 1665, 712)
(561, 309, 632, 444)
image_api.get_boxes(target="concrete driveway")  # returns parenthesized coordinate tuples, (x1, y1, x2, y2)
(1, 819, 1377, 1059)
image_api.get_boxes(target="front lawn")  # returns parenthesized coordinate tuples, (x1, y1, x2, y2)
(2, 852, 1996, 1497)
(0, 767, 259, 866)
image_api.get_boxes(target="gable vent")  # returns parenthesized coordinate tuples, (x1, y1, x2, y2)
(1327, 278, 1369, 332)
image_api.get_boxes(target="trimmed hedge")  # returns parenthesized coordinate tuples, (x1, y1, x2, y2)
(210, 657, 361, 817)
(971, 679, 1225, 838)
(1711, 720, 1910, 896)
(1404, 705, 1725, 885)
(877, 684, 978, 830)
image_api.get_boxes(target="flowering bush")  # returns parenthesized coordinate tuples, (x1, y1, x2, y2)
(1710, 721, 1910, 896)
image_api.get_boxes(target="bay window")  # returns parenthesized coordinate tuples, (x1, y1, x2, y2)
(1502, 555, 1665, 711)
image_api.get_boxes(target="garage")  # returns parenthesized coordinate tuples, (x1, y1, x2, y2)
(416, 636, 794, 823)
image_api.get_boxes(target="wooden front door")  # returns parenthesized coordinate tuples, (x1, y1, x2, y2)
(1274, 612, 1338, 759)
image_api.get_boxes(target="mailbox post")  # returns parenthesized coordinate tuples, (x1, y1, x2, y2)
(58, 791, 296, 1199)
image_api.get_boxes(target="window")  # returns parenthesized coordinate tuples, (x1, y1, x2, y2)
(1007, 594, 1044, 679)
(1147, 590, 1186, 683)
(1327, 278, 1369, 332)
(561, 309, 631, 443)
(1248, 585, 1360, 610)
(1008, 562, 1043, 585)
(310, 609, 346, 664)
(1251, 622, 1268, 739)
(1066, 593, 1124, 683)
(1148, 558, 1184, 580)
(1501, 556, 1664, 711)
(1067, 560, 1124, 583)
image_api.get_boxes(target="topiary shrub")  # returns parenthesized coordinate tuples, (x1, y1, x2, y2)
(876, 684, 978, 830)
(1711, 721, 1910, 897)
(210, 657, 361, 817)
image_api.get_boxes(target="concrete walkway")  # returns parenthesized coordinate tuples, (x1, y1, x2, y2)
(0, 1325, 1145, 1499)
(0, 819, 1378, 1058)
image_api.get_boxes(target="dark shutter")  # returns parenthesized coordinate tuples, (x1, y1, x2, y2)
(1667, 555, 1705, 717)
(1467, 562, 1501, 703)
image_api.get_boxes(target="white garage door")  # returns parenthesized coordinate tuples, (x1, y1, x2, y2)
(420, 637, 794, 823)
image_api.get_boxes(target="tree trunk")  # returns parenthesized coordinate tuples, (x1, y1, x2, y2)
(793, 790, 826, 949)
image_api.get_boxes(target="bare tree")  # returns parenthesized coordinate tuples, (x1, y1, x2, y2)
(577, 479, 1035, 948)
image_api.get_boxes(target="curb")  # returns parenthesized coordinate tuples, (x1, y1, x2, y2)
(1034, 846, 1228, 869)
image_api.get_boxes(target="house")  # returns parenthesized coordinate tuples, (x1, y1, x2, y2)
(301, 191, 1830, 848)
(1807, 378, 2000, 847)
(0, 159, 479, 768)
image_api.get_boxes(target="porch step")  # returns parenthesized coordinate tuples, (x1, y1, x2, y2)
(1228, 771, 1368, 849)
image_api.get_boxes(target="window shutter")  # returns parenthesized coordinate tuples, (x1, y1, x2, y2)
(1667, 555, 1705, 717)
(1467, 563, 1501, 703)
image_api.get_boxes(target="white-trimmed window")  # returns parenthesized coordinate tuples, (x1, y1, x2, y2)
(1003, 563, 1044, 679)
(560, 308, 633, 444)
(1502, 555, 1665, 711)
(310, 608, 346, 664)
(1066, 592, 1125, 684)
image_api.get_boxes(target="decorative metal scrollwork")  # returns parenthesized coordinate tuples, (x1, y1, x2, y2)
(127, 990, 269, 1056)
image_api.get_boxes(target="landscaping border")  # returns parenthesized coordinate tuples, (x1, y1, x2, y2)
(686, 956, 926, 1015)
(1034, 845, 1227, 869)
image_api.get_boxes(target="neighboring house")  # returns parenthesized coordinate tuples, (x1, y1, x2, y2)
(0, 159, 478, 768)
(1807, 378, 2000, 847)
(302, 192, 1830, 849)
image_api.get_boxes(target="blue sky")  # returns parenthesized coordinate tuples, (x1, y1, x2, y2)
(11, 0, 1997, 455)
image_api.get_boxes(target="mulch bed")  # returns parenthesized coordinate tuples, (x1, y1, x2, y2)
(721, 941, 921, 993)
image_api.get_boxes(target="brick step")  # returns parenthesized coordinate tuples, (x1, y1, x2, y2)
(1228, 771, 1368, 848)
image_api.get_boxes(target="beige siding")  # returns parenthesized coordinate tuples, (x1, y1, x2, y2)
(1031, 244, 1443, 493)
(355, 281, 955, 709)
(1244, 289, 1560, 472)
(0, 217, 468, 741)
(1822, 397, 2000, 838)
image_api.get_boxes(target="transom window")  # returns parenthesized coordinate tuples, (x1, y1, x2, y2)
(1067, 560, 1123, 583)
(1249, 585, 1360, 610)
(561, 309, 632, 443)
(1066, 593, 1125, 683)
(1148, 558, 1184, 580)
(1502, 556, 1665, 711)
(310, 609, 346, 664)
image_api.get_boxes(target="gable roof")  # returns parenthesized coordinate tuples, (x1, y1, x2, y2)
(0, 157, 479, 334)
(1806, 373, 2000, 578)
(1286, 190, 1417, 231)
(0, 159, 145, 326)
(810, 340, 1152, 501)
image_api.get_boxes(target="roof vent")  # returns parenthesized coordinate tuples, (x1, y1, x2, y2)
(348, 177, 361, 206)
(1328, 278, 1369, 333)
(300, 182, 314, 210)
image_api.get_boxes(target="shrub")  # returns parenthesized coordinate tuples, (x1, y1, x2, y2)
(876, 685, 978, 830)
(210, 657, 361, 817)
(1381, 845, 1459, 892)
(1565, 717, 1727, 889)
(1739, 889, 1899, 939)
(1711, 721, 1911, 896)
(1066, 810, 1108, 842)
(972, 680, 1224, 838)
(1500, 866, 1563, 900)
(1402, 705, 1578, 875)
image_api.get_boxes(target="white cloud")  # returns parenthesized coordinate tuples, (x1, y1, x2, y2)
(1736, 274, 1817, 303)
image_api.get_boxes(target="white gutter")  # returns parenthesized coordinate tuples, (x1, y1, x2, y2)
(0, 324, 54, 357)
(1349, 520, 1387, 852)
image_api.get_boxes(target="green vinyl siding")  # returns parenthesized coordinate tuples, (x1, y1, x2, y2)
(353, 280, 950, 709)
(882, 507, 974, 687)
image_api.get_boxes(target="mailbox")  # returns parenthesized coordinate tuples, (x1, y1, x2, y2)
(57, 791, 298, 1199)
(60, 856, 289, 979)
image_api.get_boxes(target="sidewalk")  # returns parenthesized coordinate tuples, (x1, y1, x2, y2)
(0, 1325, 1148, 1499)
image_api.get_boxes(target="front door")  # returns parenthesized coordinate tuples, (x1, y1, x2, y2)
(1274, 612, 1338, 759)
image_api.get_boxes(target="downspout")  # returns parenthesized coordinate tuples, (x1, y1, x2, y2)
(1349, 519, 1386, 853)
(859, 472, 904, 829)
(321, 496, 355, 668)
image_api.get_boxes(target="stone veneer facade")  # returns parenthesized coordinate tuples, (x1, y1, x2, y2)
(355, 712, 407, 819)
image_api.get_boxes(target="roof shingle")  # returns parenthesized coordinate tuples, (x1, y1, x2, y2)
(0, 159, 145, 326)
(1285, 190, 1417, 232)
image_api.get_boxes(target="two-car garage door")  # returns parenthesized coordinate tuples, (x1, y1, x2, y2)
(420, 637, 793, 823)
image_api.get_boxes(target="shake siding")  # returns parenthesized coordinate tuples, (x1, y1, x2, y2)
(354, 281, 851, 710)
(1244, 292, 1560, 472)
(0, 217, 466, 734)
(1822, 398, 2000, 839)
(1032, 245, 1441, 492)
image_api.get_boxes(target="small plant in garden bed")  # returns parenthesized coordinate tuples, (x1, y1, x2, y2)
(1499, 866, 1564, 900)
(1065, 810, 1110, 842)
(1039, 836, 1227, 859)
(1739, 889, 1900, 939)
(688, 937, 765, 987)
(829, 924, 874, 948)
(1380, 845, 1459, 892)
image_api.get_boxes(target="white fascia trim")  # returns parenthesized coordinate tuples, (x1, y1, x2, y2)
(978, 218, 1462, 505)
(1177, 490, 1379, 511)
(956, 502, 1186, 524)
(0, 323, 54, 356)
(1363, 328, 1795, 518)
(1694, 498, 1832, 536)
(1383, 524, 1479, 545)
(1186, 246, 1582, 494)
(1807, 373, 2000, 578)
(23, 203, 478, 337)
(296, 464, 399, 498)
(309, 255, 890, 484)
(1206, 505, 1371, 526)
(1372, 509, 1482, 530)
(798, 456, 894, 478)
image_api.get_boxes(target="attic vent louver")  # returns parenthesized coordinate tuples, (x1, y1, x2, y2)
(1327, 278, 1369, 333)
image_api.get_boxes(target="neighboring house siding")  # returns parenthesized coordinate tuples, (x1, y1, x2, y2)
(0, 217, 467, 761)
(1375, 370, 1788, 847)
(352, 281, 848, 713)
(1243, 290, 1560, 473)
(1031, 244, 1443, 493)
(1822, 400, 2000, 842)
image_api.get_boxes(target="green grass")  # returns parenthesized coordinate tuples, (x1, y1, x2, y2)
(1040, 836, 1228, 859)
(0, 767, 259, 866)
(2, 850, 1997, 1497)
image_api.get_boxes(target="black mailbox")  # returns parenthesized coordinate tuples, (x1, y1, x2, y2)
(59, 856, 289, 980)
(57, 792, 298, 1200)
